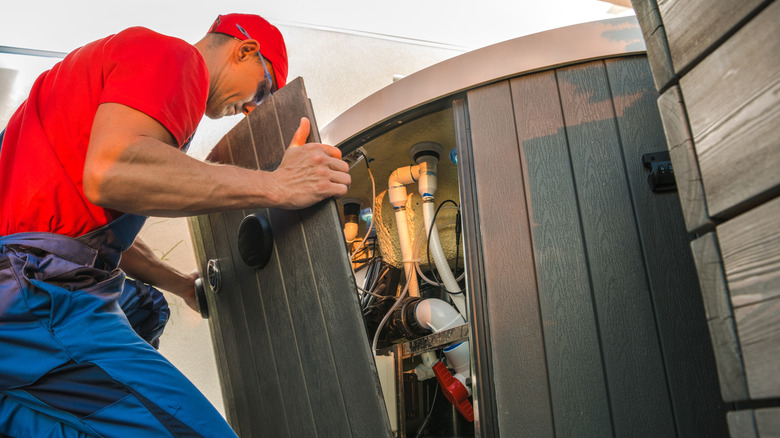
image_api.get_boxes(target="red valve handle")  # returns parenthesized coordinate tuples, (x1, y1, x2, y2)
(432, 360, 474, 422)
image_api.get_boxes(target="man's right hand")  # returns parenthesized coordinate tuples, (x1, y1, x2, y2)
(268, 117, 351, 209)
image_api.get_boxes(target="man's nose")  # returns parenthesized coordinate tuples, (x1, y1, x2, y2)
(242, 102, 257, 116)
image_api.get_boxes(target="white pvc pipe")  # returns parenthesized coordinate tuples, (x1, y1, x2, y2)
(414, 298, 471, 393)
(422, 201, 467, 318)
(388, 165, 422, 297)
(415, 298, 464, 332)
(443, 341, 471, 395)
(393, 209, 419, 297)
(388, 165, 420, 206)
(413, 152, 467, 319)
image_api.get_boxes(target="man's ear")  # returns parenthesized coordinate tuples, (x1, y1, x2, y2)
(237, 40, 260, 62)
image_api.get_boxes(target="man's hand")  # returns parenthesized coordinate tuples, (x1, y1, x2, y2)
(269, 117, 351, 209)
(120, 239, 200, 313)
(165, 271, 200, 313)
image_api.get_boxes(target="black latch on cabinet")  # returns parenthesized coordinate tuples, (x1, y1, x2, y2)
(642, 151, 676, 192)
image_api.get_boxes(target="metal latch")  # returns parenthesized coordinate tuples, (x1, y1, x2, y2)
(642, 151, 676, 192)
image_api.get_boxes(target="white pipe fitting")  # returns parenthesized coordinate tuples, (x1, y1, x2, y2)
(389, 166, 421, 297)
(414, 298, 471, 390)
(422, 201, 467, 318)
(411, 144, 467, 318)
(343, 222, 358, 243)
(341, 198, 362, 244)
(415, 298, 464, 332)
(443, 341, 472, 395)
(414, 351, 438, 380)
(388, 165, 420, 208)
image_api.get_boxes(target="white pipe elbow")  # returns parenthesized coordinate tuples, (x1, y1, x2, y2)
(415, 298, 472, 387)
(415, 298, 464, 333)
(388, 165, 420, 208)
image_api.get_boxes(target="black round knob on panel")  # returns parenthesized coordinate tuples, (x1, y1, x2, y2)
(238, 213, 274, 269)
(194, 277, 210, 319)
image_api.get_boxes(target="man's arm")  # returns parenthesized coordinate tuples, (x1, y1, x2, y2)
(83, 103, 350, 216)
(119, 237, 199, 312)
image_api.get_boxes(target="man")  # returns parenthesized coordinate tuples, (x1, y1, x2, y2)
(0, 13, 349, 437)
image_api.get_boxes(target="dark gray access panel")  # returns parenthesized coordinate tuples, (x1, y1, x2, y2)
(188, 78, 392, 438)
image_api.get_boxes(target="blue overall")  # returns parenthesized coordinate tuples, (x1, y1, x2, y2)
(0, 213, 237, 437)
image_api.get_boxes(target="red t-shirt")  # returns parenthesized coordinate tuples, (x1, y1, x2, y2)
(0, 27, 209, 237)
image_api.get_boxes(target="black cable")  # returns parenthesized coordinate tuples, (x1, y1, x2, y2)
(414, 381, 440, 438)
(454, 210, 462, 278)
(361, 257, 378, 309)
(426, 200, 464, 295)
(359, 149, 371, 169)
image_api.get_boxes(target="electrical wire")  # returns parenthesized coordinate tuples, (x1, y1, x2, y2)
(414, 382, 440, 438)
(425, 200, 465, 295)
(361, 258, 387, 310)
(412, 218, 465, 287)
(372, 272, 411, 356)
(357, 285, 385, 298)
(348, 150, 378, 304)
(454, 210, 461, 276)
(350, 150, 376, 262)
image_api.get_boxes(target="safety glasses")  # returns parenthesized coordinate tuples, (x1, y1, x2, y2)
(235, 23, 276, 106)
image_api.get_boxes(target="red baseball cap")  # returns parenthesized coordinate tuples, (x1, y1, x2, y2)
(208, 13, 288, 89)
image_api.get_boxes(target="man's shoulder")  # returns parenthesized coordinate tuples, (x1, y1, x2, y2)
(109, 27, 198, 56)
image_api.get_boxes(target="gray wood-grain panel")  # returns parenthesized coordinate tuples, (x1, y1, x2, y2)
(656, 85, 713, 233)
(187, 215, 239, 427)
(187, 78, 391, 437)
(557, 60, 674, 437)
(247, 96, 320, 437)
(207, 211, 270, 438)
(189, 135, 247, 432)
(690, 233, 750, 403)
(511, 70, 611, 437)
(452, 98, 500, 437)
(201, 211, 256, 436)
(274, 85, 392, 437)
(222, 119, 298, 435)
(466, 81, 554, 437)
(680, 1, 780, 219)
(656, 0, 771, 75)
(605, 56, 727, 437)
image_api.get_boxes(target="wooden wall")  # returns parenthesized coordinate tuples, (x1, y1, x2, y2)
(458, 55, 727, 437)
(632, 0, 780, 435)
(188, 79, 392, 438)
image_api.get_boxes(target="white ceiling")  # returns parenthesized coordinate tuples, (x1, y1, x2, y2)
(2, 0, 633, 54)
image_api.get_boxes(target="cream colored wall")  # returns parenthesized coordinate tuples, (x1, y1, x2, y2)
(153, 25, 462, 417)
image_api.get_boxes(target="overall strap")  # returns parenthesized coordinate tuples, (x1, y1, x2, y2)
(0, 232, 99, 267)
(75, 213, 148, 269)
(0, 214, 147, 270)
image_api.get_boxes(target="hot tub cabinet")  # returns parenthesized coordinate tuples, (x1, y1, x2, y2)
(191, 16, 730, 437)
